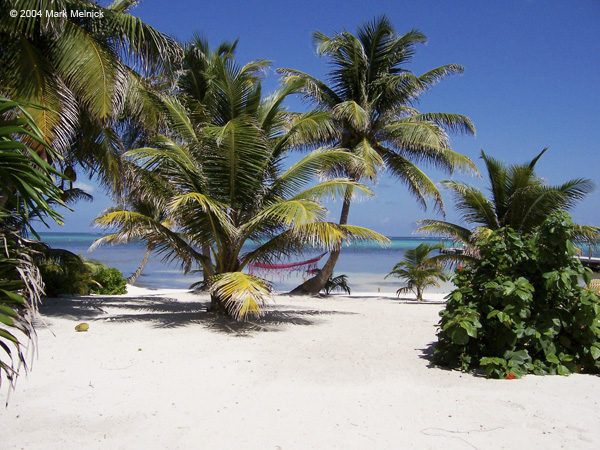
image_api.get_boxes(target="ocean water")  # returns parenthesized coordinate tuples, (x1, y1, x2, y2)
(37, 233, 600, 295)
(36, 233, 456, 295)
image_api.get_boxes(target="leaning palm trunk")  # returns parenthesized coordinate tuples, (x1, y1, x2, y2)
(290, 189, 352, 295)
(127, 245, 152, 285)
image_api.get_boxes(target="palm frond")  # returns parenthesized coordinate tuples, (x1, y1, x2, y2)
(382, 150, 445, 214)
(210, 272, 271, 321)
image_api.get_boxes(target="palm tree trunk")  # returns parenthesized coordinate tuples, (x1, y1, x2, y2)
(208, 294, 229, 315)
(127, 245, 152, 285)
(416, 286, 423, 301)
(199, 243, 213, 290)
(289, 188, 352, 295)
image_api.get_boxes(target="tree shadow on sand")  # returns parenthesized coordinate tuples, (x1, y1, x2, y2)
(38, 294, 355, 335)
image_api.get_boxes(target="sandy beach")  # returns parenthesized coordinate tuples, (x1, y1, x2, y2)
(2, 286, 600, 449)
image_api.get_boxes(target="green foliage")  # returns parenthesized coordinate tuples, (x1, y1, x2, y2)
(39, 257, 126, 296)
(89, 267, 127, 295)
(385, 243, 447, 301)
(0, 95, 66, 392)
(280, 16, 476, 293)
(434, 212, 600, 378)
(322, 273, 351, 295)
(93, 42, 387, 320)
(39, 256, 94, 297)
(0, 232, 43, 391)
(0, 0, 179, 188)
(417, 149, 599, 260)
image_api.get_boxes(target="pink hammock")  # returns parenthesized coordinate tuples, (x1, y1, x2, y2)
(248, 253, 327, 280)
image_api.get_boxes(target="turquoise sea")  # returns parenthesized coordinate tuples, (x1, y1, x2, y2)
(37, 233, 464, 295)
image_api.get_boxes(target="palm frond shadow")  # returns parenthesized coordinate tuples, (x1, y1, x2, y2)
(37, 295, 354, 334)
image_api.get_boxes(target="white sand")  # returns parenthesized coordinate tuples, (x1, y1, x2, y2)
(2, 286, 600, 449)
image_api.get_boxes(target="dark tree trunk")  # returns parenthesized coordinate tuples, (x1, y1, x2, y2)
(289, 189, 352, 295)
(207, 294, 229, 315)
(127, 245, 152, 285)
(199, 243, 214, 289)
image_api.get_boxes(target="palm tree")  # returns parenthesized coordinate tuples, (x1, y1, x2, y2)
(322, 273, 352, 295)
(385, 243, 447, 301)
(0, 95, 65, 391)
(90, 198, 171, 285)
(278, 16, 477, 294)
(93, 44, 388, 320)
(0, 0, 179, 188)
(416, 149, 599, 258)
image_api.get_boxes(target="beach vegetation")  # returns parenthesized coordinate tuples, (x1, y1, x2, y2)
(417, 149, 600, 262)
(0, 96, 66, 391)
(0, 0, 180, 188)
(385, 243, 447, 301)
(93, 41, 388, 320)
(89, 267, 127, 295)
(279, 15, 477, 295)
(89, 195, 172, 285)
(322, 273, 352, 295)
(39, 255, 127, 296)
(434, 212, 600, 378)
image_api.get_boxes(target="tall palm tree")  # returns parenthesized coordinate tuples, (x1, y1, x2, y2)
(416, 149, 599, 258)
(93, 44, 388, 319)
(278, 16, 477, 294)
(0, 0, 179, 188)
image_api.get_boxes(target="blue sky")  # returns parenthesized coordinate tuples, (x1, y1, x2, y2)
(49, 0, 600, 236)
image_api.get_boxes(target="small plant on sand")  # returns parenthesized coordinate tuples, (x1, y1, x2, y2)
(322, 273, 351, 295)
(433, 212, 600, 378)
(385, 243, 447, 301)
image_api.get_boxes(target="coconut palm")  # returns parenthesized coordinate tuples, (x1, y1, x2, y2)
(416, 149, 599, 258)
(90, 200, 171, 285)
(93, 45, 388, 319)
(385, 243, 447, 301)
(278, 15, 477, 294)
(0, 96, 65, 391)
(0, 0, 179, 188)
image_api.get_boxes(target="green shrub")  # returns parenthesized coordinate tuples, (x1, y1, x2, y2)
(433, 212, 600, 378)
(39, 258, 98, 296)
(39, 257, 126, 296)
(90, 267, 127, 295)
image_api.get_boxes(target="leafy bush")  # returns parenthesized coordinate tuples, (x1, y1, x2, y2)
(433, 212, 600, 378)
(89, 267, 127, 295)
(39, 257, 126, 296)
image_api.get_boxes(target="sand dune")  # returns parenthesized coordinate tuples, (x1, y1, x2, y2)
(2, 287, 600, 449)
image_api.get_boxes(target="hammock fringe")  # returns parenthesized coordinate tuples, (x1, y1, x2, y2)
(248, 253, 327, 281)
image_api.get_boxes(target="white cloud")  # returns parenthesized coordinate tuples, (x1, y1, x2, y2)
(73, 181, 95, 193)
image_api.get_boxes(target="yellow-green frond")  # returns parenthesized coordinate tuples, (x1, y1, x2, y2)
(210, 272, 271, 321)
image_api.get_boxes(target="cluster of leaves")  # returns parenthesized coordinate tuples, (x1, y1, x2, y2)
(434, 212, 600, 378)
(321, 273, 351, 295)
(0, 95, 67, 391)
(89, 267, 127, 295)
(0, 232, 43, 392)
(386, 243, 447, 301)
(39, 257, 127, 296)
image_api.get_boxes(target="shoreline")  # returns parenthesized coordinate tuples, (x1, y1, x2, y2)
(2, 287, 600, 449)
